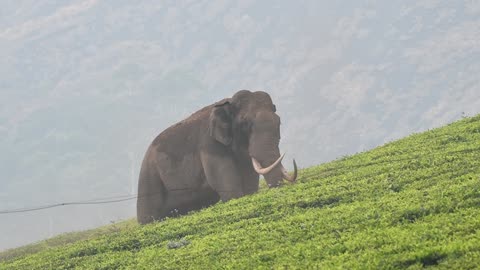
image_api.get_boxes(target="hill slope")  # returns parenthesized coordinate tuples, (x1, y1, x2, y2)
(2, 115, 480, 269)
(3, 1, 480, 250)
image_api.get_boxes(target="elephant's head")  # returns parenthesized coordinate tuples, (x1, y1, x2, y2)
(209, 90, 297, 187)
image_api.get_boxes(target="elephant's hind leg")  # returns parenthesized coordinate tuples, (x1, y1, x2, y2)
(136, 168, 168, 224)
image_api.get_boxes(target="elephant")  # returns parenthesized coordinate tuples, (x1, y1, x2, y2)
(136, 90, 297, 224)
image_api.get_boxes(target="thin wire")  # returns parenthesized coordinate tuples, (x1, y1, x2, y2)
(0, 191, 169, 214)
(81, 193, 137, 202)
(0, 196, 138, 214)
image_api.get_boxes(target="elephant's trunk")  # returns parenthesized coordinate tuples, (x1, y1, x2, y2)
(251, 154, 297, 182)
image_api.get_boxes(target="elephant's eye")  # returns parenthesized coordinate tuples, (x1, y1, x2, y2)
(272, 104, 276, 112)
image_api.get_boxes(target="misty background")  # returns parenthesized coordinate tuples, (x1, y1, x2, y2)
(1, 0, 480, 251)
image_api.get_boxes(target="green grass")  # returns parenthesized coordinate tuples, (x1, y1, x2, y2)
(0, 220, 138, 263)
(2, 115, 480, 269)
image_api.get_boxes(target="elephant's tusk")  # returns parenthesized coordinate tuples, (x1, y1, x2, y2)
(251, 153, 285, 175)
(281, 159, 297, 182)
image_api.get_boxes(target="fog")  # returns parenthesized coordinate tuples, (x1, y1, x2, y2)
(1, 0, 480, 251)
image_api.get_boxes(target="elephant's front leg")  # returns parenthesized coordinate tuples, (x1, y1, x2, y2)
(200, 151, 244, 201)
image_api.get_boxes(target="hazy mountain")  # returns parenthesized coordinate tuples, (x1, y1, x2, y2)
(1, 0, 479, 250)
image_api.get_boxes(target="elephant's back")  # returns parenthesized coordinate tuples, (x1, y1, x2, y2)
(150, 103, 212, 157)
(142, 105, 212, 190)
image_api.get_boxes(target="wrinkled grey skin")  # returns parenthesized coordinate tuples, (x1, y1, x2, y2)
(137, 90, 290, 224)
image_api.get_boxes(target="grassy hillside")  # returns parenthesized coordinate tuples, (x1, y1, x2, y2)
(0, 220, 138, 263)
(2, 115, 480, 269)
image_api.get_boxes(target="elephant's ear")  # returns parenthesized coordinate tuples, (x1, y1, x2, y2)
(208, 99, 233, 146)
